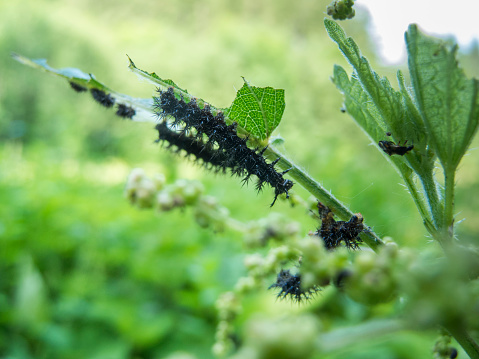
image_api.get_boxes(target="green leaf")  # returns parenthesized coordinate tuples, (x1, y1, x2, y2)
(225, 78, 285, 140)
(127, 55, 188, 94)
(332, 65, 413, 177)
(406, 24, 479, 172)
(325, 20, 439, 172)
(332, 65, 385, 138)
(327, 20, 442, 227)
(12, 53, 155, 123)
(128, 56, 240, 128)
(324, 19, 414, 144)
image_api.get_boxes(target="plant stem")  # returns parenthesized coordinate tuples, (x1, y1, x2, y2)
(446, 325, 479, 359)
(418, 166, 444, 229)
(402, 172, 437, 236)
(442, 168, 456, 241)
(266, 145, 384, 252)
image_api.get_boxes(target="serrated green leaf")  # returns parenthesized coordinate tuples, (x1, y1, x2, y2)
(324, 19, 414, 144)
(127, 55, 188, 93)
(12, 53, 155, 122)
(225, 78, 285, 140)
(325, 20, 438, 173)
(127, 56, 234, 125)
(332, 65, 386, 139)
(332, 65, 413, 177)
(406, 24, 479, 172)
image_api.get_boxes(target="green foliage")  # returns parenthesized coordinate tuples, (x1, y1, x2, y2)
(0, 151, 242, 358)
(326, 18, 479, 246)
(16, 53, 287, 144)
(326, 0, 355, 20)
(130, 57, 286, 141)
(405, 24, 479, 173)
(225, 78, 285, 140)
(12, 53, 156, 122)
(4, 1, 479, 359)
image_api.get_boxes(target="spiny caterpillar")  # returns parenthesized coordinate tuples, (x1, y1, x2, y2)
(70, 83, 137, 121)
(153, 87, 293, 206)
(90, 88, 115, 108)
(155, 121, 231, 171)
(315, 202, 363, 250)
(269, 269, 320, 303)
(378, 132, 414, 156)
(116, 104, 136, 119)
(69, 81, 87, 93)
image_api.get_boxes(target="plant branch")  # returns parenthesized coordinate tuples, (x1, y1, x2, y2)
(446, 325, 479, 359)
(443, 168, 456, 241)
(401, 172, 437, 236)
(265, 144, 384, 252)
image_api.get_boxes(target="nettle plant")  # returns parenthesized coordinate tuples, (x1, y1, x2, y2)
(15, 13, 479, 359)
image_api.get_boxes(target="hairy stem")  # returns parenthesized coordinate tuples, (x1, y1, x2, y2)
(265, 145, 384, 252)
(419, 167, 444, 229)
(442, 168, 456, 243)
(446, 325, 479, 359)
(402, 172, 437, 236)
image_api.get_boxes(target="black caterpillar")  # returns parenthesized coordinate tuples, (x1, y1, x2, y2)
(70, 85, 136, 119)
(269, 269, 320, 303)
(116, 104, 136, 119)
(153, 87, 293, 206)
(315, 202, 363, 250)
(378, 132, 414, 156)
(155, 121, 231, 171)
(69, 81, 87, 93)
(90, 88, 115, 108)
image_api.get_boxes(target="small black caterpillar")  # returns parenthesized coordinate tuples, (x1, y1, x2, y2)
(269, 269, 320, 303)
(378, 132, 414, 156)
(156, 121, 231, 171)
(91, 88, 115, 108)
(116, 104, 136, 119)
(69, 81, 87, 93)
(153, 87, 293, 206)
(315, 202, 363, 250)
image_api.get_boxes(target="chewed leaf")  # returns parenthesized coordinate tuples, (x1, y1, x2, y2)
(12, 53, 155, 123)
(225, 78, 285, 140)
(127, 55, 188, 94)
(406, 24, 479, 172)
(127, 56, 232, 124)
(12, 53, 90, 82)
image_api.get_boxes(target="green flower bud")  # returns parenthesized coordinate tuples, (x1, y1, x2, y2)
(235, 276, 258, 294)
(124, 168, 157, 208)
(157, 191, 175, 211)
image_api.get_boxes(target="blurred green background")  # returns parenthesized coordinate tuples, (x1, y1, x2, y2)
(1, 0, 478, 358)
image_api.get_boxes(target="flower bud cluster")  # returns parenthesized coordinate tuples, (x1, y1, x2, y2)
(399, 248, 479, 328)
(243, 213, 301, 248)
(295, 236, 349, 288)
(244, 246, 301, 281)
(432, 330, 457, 359)
(125, 169, 231, 229)
(343, 240, 399, 305)
(297, 237, 400, 305)
(326, 0, 355, 20)
(125, 168, 165, 208)
(213, 292, 242, 357)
